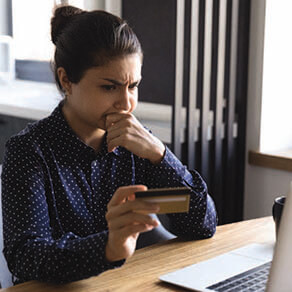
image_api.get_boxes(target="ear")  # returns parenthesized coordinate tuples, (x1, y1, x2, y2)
(57, 67, 72, 95)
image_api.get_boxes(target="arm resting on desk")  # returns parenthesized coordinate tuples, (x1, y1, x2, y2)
(138, 146, 217, 239)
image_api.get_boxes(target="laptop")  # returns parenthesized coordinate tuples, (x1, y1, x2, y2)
(160, 182, 292, 292)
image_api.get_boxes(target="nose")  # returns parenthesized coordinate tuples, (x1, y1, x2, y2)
(114, 87, 132, 112)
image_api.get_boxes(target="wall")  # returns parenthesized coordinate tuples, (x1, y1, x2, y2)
(260, 0, 292, 152)
(244, 0, 292, 219)
(245, 166, 292, 219)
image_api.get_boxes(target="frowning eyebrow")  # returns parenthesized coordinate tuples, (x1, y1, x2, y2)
(102, 78, 141, 86)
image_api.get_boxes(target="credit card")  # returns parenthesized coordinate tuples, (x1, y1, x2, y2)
(135, 187, 191, 214)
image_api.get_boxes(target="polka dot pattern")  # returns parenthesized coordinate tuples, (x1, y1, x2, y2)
(1, 102, 217, 284)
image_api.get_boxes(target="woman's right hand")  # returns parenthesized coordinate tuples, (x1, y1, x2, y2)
(105, 185, 160, 262)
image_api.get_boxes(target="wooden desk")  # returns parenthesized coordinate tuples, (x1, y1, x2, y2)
(1, 217, 275, 292)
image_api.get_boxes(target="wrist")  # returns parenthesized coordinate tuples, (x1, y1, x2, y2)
(149, 140, 166, 165)
(105, 242, 122, 262)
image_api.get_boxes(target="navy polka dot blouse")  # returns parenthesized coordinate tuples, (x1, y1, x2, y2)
(1, 101, 217, 284)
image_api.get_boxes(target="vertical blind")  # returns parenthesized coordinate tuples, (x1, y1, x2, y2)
(173, 0, 250, 224)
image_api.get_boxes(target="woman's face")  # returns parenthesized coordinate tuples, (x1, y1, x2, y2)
(63, 54, 142, 133)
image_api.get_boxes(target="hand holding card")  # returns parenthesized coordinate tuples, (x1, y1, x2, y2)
(135, 187, 191, 214)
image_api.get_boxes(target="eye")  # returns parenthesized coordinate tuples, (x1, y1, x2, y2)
(128, 82, 139, 90)
(101, 85, 116, 91)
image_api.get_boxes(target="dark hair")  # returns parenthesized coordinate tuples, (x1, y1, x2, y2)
(51, 5, 143, 95)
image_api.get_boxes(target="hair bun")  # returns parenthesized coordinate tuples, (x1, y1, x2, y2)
(51, 5, 84, 45)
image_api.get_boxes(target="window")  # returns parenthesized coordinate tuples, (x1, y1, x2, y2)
(12, 0, 85, 61)
(11, 0, 121, 82)
(260, 0, 292, 152)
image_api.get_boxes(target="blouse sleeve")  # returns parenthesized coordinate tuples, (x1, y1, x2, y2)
(139, 146, 217, 240)
(1, 138, 124, 284)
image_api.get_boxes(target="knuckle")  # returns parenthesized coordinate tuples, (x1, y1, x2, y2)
(124, 113, 132, 119)
(124, 127, 131, 134)
(105, 208, 114, 221)
(125, 133, 133, 142)
(125, 119, 132, 127)
(107, 221, 112, 229)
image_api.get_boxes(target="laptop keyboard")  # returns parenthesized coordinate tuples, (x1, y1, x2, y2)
(207, 261, 271, 292)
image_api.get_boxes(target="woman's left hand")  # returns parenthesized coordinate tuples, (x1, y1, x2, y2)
(106, 112, 165, 164)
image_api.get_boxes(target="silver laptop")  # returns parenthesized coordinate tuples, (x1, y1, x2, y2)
(160, 182, 292, 292)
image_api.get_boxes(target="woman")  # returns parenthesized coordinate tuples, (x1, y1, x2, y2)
(1, 5, 217, 284)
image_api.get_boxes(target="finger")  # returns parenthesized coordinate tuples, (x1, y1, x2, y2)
(107, 117, 140, 137)
(117, 223, 155, 240)
(106, 199, 160, 220)
(106, 117, 132, 133)
(106, 124, 126, 152)
(107, 130, 142, 152)
(107, 212, 159, 230)
(107, 134, 127, 153)
(107, 126, 131, 145)
(128, 194, 135, 201)
(108, 185, 147, 208)
(106, 113, 132, 129)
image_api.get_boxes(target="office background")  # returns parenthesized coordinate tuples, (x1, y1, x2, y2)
(0, 0, 291, 224)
